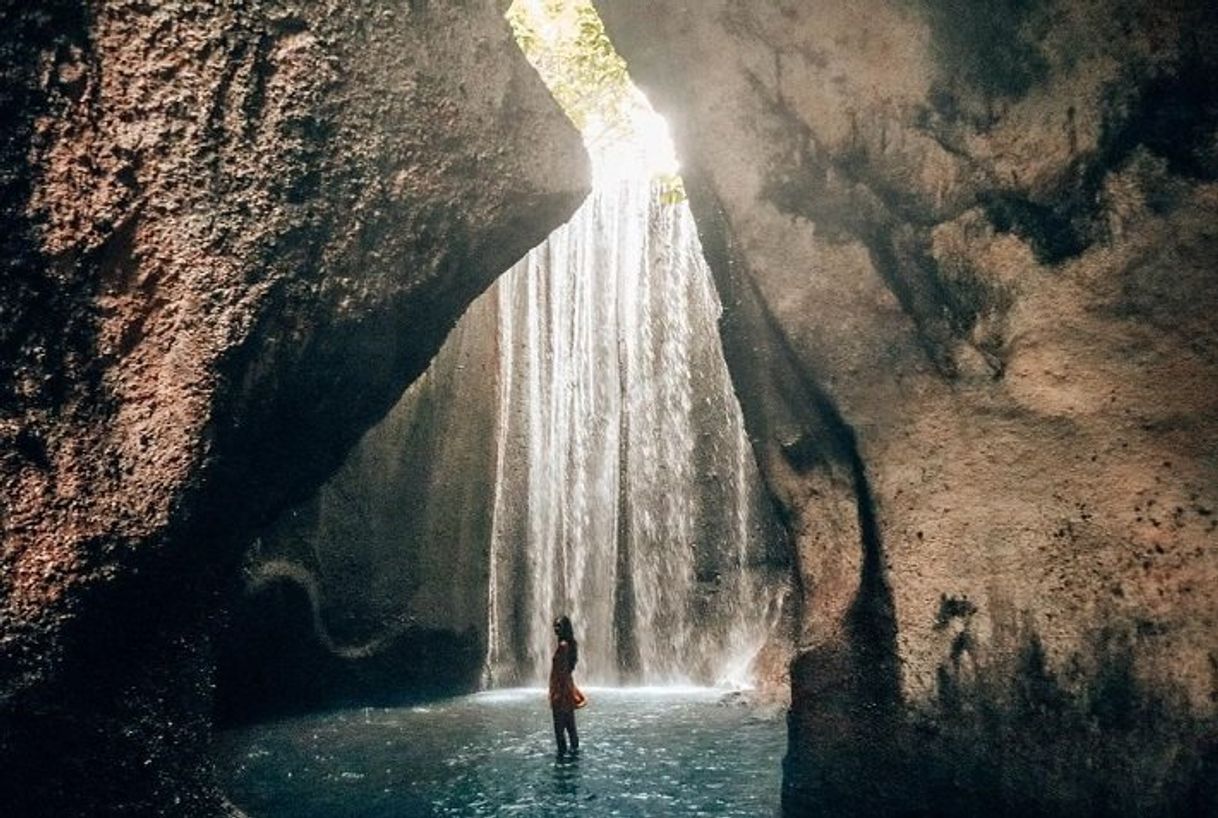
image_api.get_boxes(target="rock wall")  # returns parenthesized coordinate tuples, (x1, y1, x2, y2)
(215, 293, 501, 725)
(0, 1, 587, 814)
(594, 0, 1218, 814)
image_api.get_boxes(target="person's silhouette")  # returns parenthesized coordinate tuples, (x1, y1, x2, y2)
(548, 615, 586, 755)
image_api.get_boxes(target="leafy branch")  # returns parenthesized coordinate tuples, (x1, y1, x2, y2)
(507, 0, 633, 137)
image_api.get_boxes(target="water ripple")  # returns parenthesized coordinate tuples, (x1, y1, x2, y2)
(220, 688, 784, 818)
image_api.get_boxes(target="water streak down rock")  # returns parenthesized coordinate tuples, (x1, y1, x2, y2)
(594, 0, 1218, 814)
(0, 1, 588, 814)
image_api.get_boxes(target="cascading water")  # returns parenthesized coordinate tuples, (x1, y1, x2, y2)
(478, 0, 787, 688)
(483, 143, 784, 687)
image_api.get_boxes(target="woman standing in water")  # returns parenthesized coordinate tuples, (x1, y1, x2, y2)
(549, 615, 586, 755)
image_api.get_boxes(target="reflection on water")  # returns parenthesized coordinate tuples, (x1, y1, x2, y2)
(218, 687, 784, 817)
(551, 752, 582, 800)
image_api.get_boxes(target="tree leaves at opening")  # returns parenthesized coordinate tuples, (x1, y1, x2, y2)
(507, 0, 633, 146)
(507, 1, 687, 204)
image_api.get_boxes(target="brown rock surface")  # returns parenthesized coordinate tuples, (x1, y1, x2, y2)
(0, 1, 587, 814)
(594, 0, 1218, 813)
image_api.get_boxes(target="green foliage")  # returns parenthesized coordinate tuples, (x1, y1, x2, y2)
(507, 0, 688, 191)
(656, 172, 687, 206)
(507, 0, 633, 141)
(507, 7, 541, 57)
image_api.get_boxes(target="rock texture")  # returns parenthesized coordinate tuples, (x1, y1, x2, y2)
(215, 293, 501, 725)
(0, 1, 587, 814)
(594, 0, 1218, 814)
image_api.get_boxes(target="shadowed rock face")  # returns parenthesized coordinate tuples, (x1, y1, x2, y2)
(214, 293, 502, 726)
(0, 0, 587, 814)
(594, 0, 1218, 814)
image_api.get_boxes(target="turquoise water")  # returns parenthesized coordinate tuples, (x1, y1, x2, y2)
(218, 687, 785, 817)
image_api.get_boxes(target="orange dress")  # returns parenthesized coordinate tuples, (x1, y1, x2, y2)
(548, 641, 587, 712)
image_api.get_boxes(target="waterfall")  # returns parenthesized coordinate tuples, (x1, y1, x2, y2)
(484, 170, 783, 687)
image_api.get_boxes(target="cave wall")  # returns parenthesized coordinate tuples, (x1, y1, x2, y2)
(0, 1, 587, 814)
(215, 292, 501, 724)
(594, 0, 1218, 814)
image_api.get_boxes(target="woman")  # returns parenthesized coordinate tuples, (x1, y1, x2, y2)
(548, 615, 586, 755)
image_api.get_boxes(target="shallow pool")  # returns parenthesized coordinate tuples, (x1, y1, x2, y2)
(218, 687, 786, 817)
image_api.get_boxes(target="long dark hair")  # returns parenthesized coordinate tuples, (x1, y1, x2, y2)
(554, 615, 578, 671)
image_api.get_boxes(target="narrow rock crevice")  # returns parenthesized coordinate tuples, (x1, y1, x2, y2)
(682, 173, 903, 812)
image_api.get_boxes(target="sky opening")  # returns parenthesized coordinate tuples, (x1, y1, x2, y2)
(507, 0, 681, 183)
